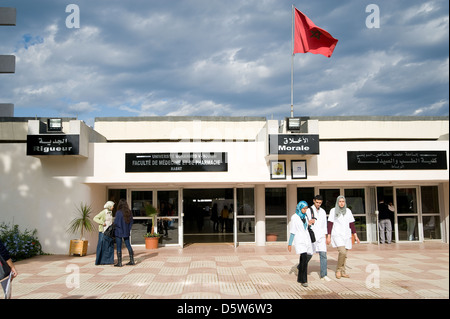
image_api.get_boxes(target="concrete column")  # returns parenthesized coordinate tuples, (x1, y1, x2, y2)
(287, 184, 297, 224)
(255, 184, 266, 246)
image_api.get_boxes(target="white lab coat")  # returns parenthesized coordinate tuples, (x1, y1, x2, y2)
(289, 214, 313, 255)
(307, 206, 327, 252)
(328, 208, 355, 250)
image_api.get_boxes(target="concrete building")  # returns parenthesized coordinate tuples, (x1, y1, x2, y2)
(0, 115, 448, 254)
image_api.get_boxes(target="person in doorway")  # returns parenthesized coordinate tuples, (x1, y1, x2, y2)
(326, 196, 360, 279)
(288, 201, 314, 287)
(211, 203, 219, 232)
(378, 198, 393, 244)
(220, 205, 229, 232)
(114, 199, 135, 267)
(93, 201, 115, 265)
(307, 195, 331, 282)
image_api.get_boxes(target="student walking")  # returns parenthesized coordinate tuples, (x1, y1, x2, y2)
(288, 201, 314, 287)
(307, 195, 331, 281)
(326, 196, 360, 279)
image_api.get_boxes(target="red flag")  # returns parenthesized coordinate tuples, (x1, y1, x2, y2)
(293, 8, 338, 58)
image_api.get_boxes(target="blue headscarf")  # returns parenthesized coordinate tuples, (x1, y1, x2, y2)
(295, 200, 308, 228)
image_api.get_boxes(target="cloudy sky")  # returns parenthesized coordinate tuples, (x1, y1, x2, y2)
(1, 0, 448, 126)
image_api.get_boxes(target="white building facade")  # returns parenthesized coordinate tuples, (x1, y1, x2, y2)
(0, 116, 448, 254)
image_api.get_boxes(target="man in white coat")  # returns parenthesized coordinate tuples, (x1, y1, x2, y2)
(307, 195, 331, 282)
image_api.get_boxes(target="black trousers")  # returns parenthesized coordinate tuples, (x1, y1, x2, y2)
(297, 253, 312, 283)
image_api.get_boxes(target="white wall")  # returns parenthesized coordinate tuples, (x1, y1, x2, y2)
(0, 143, 106, 255)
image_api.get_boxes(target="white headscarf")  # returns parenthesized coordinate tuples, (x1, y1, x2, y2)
(104, 201, 114, 210)
(334, 196, 347, 218)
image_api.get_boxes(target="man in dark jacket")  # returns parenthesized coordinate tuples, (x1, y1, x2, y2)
(378, 199, 393, 244)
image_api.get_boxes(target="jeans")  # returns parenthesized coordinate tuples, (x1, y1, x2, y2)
(319, 251, 328, 278)
(115, 237, 133, 255)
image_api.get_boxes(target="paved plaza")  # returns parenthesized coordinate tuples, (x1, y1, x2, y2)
(9, 242, 449, 300)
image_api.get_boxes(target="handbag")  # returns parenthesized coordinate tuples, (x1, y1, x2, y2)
(103, 224, 116, 239)
(301, 216, 316, 243)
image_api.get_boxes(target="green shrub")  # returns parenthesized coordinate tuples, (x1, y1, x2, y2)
(0, 223, 43, 261)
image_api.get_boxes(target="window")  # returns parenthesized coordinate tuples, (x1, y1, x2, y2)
(237, 188, 255, 243)
(345, 189, 367, 242)
(108, 189, 126, 216)
(421, 186, 441, 240)
(297, 187, 315, 207)
(130, 191, 153, 245)
(265, 188, 287, 242)
(396, 188, 418, 241)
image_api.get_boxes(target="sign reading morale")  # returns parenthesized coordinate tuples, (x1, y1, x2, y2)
(126, 152, 228, 172)
(347, 151, 447, 170)
(269, 134, 319, 155)
(27, 135, 80, 155)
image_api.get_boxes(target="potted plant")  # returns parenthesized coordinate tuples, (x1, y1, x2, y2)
(143, 203, 160, 249)
(67, 202, 95, 256)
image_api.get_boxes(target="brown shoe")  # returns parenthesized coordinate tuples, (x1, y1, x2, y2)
(341, 273, 350, 278)
(335, 271, 341, 279)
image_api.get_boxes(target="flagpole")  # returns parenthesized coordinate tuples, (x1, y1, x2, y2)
(290, 4, 294, 118)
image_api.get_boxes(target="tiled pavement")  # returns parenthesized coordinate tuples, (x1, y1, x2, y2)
(9, 242, 449, 300)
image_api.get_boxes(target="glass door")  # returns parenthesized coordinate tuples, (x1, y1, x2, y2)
(395, 187, 419, 241)
(236, 188, 255, 244)
(420, 186, 441, 240)
(130, 190, 154, 245)
(157, 190, 179, 245)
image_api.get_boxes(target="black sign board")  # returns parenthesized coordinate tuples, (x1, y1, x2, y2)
(269, 134, 319, 155)
(26, 135, 80, 156)
(347, 151, 447, 170)
(126, 152, 228, 172)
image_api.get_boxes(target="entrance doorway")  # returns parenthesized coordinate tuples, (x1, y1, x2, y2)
(183, 188, 234, 245)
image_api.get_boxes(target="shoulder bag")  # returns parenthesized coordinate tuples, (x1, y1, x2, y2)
(301, 215, 316, 243)
(103, 224, 116, 239)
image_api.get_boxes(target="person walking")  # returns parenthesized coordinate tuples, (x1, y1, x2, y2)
(114, 199, 135, 267)
(307, 195, 331, 282)
(326, 196, 360, 279)
(93, 201, 115, 265)
(288, 201, 314, 287)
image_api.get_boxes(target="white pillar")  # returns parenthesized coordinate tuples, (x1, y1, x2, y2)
(287, 184, 297, 230)
(255, 184, 266, 246)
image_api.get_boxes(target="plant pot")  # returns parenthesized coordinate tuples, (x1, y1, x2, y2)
(69, 239, 88, 256)
(266, 233, 278, 242)
(145, 237, 159, 249)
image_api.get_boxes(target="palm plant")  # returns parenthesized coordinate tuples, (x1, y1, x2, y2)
(144, 203, 160, 237)
(67, 202, 95, 239)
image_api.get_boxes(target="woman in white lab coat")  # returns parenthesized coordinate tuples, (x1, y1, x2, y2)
(288, 201, 314, 287)
(326, 196, 360, 279)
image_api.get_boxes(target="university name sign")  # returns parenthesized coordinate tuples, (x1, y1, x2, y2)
(126, 152, 228, 172)
(269, 134, 319, 155)
(347, 151, 447, 170)
(26, 135, 80, 156)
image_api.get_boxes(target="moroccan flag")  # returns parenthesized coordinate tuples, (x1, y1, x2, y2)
(293, 8, 338, 58)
